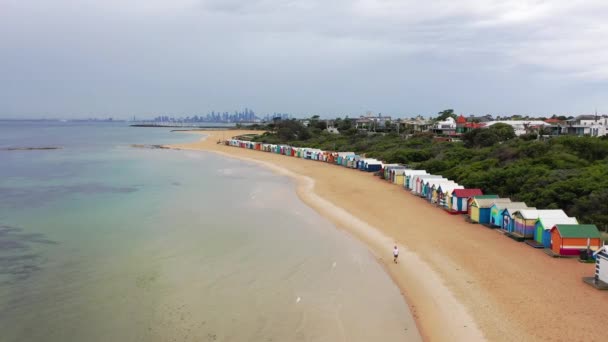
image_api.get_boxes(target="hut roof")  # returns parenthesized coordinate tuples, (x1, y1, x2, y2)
(538, 217, 578, 231)
(516, 209, 568, 220)
(551, 224, 600, 239)
(492, 202, 528, 211)
(439, 183, 463, 191)
(473, 198, 511, 208)
(403, 170, 427, 176)
(428, 180, 457, 188)
(452, 189, 484, 198)
(503, 207, 536, 217)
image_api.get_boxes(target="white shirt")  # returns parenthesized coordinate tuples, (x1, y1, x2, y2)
(393, 247, 399, 256)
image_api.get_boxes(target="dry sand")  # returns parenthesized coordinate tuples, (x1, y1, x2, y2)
(168, 130, 607, 342)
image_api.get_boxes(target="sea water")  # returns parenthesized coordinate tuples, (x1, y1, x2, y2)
(0, 121, 420, 341)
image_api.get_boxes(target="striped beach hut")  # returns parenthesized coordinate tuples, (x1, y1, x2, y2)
(383, 165, 404, 181)
(413, 175, 445, 196)
(500, 206, 535, 233)
(426, 180, 457, 203)
(550, 224, 602, 256)
(449, 189, 484, 214)
(469, 198, 512, 224)
(390, 167, 407, 184)
(438, 183, 463, 207)
(489, 202, 529, 228)
(535, 216, 578, 248)
(513, 209, 568, 240)
(422, 179, 452, 200)
(403, 170, 428, 189)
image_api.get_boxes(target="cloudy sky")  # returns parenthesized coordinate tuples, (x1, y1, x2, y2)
(1, 0, 607, 119)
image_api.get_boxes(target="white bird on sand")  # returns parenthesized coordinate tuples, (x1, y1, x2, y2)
(332, 262, 337, 268)
(296, 297, 301, 304)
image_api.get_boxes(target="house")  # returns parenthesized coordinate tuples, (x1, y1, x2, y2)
(483, 120, 552, 136)
(489, 202, 529, 228)
(534, 216, 578, 248)
(448, 189, 484, 214)
(563, 114, 608, 137)
(355, 112, 393, 130)
(550, 224, 602, 256)
(401, 116, 432, 133)
(513, 209, 568, 240)
(432, 117, 457, 136)
(469, 198, 512, 224)
(455, 115, 486, 134)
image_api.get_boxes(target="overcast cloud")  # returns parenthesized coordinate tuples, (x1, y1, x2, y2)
(1, 0, 607, 118)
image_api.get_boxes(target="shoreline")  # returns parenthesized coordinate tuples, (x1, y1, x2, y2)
(165, 131, 484, 341)
(164, 130, 606, 342)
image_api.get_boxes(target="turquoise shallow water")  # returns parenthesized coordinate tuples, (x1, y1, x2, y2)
(0, 122, 420, 341)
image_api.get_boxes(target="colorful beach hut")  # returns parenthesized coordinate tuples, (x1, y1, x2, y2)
(489, 202, 529, 228)
(426, 180, 457, 203)
(535, 216, 578, 248)
(382, 165, 404, 181)
(450, 189, 484, 214)
(469, 198, 512, 224)
(413, 175, 445, 196)
(513, 209, 568, 240)
(393, 170, 406, 185)
(389, 167, 407, 184)
(403, 170, 428, 189)
(550, 224, 602, 256)
(437, 183, 463, 207)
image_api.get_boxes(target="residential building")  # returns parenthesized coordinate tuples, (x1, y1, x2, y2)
(562, 115, 608, 137)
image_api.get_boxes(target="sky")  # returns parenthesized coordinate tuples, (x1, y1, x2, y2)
(1, 0, 607, 119)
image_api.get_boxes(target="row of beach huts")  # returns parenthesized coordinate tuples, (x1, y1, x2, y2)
(225, 139, 608, 289)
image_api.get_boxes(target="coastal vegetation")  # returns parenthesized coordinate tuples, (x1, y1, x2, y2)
(248, 117, 608, 232)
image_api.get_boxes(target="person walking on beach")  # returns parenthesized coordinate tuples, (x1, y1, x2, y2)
(393, 245, 399, 264)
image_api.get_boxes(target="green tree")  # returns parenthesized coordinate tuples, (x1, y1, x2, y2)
(436, 109, 457, 121)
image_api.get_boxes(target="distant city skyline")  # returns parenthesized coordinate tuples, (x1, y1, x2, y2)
(1, 1, 607, 119)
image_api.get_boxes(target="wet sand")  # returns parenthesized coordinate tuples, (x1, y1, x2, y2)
(167, 130, 607, 341)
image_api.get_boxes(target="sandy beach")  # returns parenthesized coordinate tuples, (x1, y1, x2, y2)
(168, 130, 607, 341)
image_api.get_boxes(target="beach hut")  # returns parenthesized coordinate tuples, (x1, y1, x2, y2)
(449, 189, 484, 214)
(437, 183, 463, 207)
(389, 167, 407, 183)
(412, 175, 445, 195)
(388, 166, 407, 182)
(587, 246, 608, 288)
(426, 180, 456, 202)
(489, 202, 529, 228)
(366, 161, 383, 172)
(535, 216, 578, 248)
(469, 198, 512, 224)
(513, 209, 568, 240)
(403, 170, 428, 189)
(393, 170, 407, 185)
(550, 224, 601, 256)
(382, 165, 402, 181)
(346, 155, 360, 168)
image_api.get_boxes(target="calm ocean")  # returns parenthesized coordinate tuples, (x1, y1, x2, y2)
(0, 121, 420, 341)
